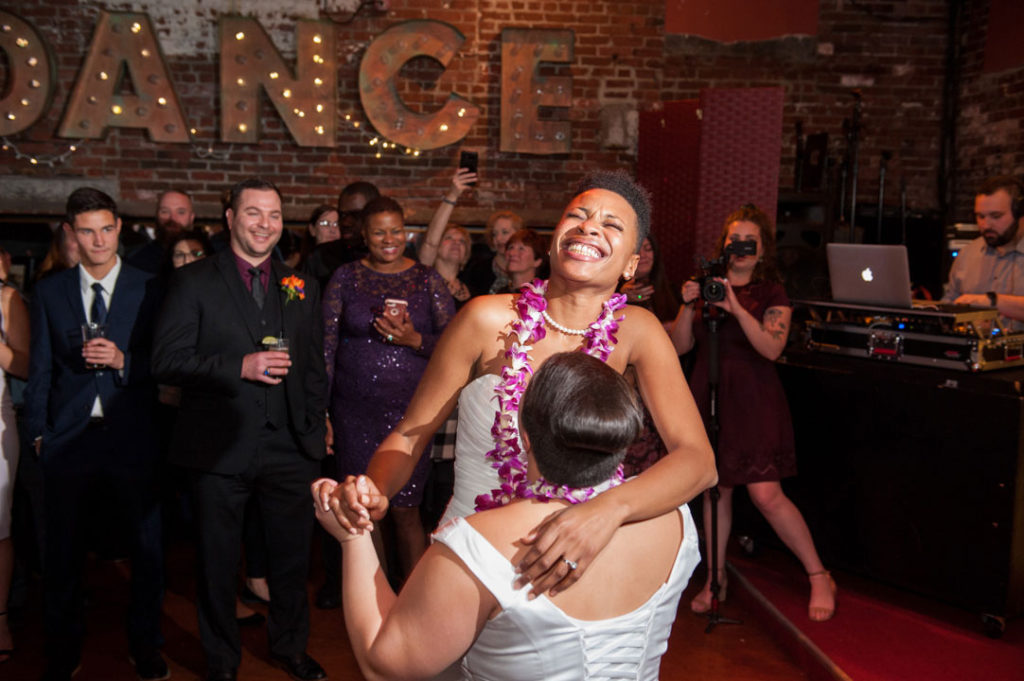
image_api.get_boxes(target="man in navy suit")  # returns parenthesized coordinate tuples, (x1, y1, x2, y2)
(24, 187, 167, 681)
(153, 179, 328, 681)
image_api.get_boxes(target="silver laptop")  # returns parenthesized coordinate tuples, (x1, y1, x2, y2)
(826, 243, 912, 308)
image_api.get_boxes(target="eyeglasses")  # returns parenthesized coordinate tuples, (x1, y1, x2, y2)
(316, 220, 340, 228)
(172, 250, 204, 261)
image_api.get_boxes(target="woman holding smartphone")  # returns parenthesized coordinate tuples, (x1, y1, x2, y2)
(323, 196, 456, 579)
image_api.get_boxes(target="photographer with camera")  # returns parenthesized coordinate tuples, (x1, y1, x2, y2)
(669, 204, 836, 622)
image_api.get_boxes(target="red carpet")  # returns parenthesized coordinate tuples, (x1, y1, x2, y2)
(730, 553, 1024, 681)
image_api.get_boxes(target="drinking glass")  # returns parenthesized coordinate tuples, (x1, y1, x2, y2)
(81, 322, 107, 369)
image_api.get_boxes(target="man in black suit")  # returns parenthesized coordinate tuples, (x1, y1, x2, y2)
(24, 187, 167, 681)
(153, 179, 328, 681)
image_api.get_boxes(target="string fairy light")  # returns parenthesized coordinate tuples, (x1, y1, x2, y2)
(1, 136, 83, 168)
(340, 111, 421, 159)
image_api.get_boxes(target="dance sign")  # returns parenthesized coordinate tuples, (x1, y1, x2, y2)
(0, 9, 573, 154)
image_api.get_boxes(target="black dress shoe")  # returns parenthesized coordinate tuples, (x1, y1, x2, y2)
(269, 652, 327, 681)
(236, 611, 266, 627)
(204, 670, 236, 681)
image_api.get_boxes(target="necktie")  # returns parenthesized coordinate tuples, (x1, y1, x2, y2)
(249, 267, 264, 309)
(91, 282, 108, 324)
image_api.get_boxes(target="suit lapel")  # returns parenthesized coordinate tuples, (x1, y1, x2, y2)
(105, 266, 142, 349)
(270, 262, 297, 337)
(64, 267, 88, 328)
(215, 250, 263, 346)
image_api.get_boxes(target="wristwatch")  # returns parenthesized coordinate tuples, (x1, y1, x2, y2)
(986, 291, 998, 307)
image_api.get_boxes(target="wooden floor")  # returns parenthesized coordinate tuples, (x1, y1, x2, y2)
(4, 538, 811, 681)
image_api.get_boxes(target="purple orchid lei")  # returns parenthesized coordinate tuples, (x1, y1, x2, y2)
(473, 279, 629, 511)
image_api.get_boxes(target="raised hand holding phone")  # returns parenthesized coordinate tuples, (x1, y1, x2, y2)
(458, 150, 478, 183)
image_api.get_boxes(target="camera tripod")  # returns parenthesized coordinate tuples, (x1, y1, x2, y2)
(701, 306, 742, 634)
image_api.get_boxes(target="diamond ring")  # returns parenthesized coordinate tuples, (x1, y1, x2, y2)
(387, 334, 394, 342)
(562, 558, 578, 571)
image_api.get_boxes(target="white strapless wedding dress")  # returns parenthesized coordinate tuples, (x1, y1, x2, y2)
(440, 374, 506, 525)
(433, 504, 700, 680)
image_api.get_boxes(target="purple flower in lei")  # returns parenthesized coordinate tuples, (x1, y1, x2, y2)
(474, 279, 628, 511)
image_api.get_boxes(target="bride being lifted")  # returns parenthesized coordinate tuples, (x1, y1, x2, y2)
(320, 170, 717, 596)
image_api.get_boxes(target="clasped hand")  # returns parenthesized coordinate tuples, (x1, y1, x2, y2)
(313, 475, 387, 538)
(82, 338, 124, 370)
(322, 473, 619, 597)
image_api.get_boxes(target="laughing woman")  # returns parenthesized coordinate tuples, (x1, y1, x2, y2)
(319, 170, 716, 596)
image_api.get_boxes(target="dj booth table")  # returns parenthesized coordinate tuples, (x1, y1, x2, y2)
(762, 350, 1024, 630)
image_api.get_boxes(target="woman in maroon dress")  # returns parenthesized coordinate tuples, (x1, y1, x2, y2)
(670, 204, 836, 622)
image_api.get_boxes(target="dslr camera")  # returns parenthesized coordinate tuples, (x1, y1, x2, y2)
(695, 240, 758, 303)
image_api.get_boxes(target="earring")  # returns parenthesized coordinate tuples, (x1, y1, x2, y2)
(623, 273, 632, 280)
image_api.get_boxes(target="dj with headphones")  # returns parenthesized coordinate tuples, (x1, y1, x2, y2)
(943, 174, 1024, 332)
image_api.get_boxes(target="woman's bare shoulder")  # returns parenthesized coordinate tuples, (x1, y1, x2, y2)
(457, 293, 517, 330)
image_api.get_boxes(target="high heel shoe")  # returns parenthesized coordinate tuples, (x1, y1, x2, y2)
(808, 570, 837, 622)
(690, 572, 728, 614)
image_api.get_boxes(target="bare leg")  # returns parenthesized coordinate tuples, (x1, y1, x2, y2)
(391, 506, 427, 581)
(690, 486, 734, 613)
(0, 537, 11, 658)
(747, 481, 835, 620)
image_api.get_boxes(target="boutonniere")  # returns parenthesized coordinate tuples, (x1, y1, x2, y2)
(280, 275, 306, 303)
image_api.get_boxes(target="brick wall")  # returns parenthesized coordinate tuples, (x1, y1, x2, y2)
(3, 0, 1009, 228)
(955, 0, 1024, 218)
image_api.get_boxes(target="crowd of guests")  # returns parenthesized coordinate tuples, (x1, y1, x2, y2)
(0, 164, 843, 681)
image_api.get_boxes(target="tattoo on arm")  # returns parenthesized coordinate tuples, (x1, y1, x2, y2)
(763, 308, 787, 341)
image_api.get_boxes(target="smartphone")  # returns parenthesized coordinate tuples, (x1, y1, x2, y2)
(459, 151, 478, 183)
(384, 298, 408, 318)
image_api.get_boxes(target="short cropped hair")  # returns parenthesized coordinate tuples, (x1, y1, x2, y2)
(978, 175, 1024, 220)
(361, 196, 405, 223)
(157, 188, 193, 207)
(572, 170, 652, 251)
(520, 352, 642, 488)
(339, 181, 381, 206)
(227, 178, 282, 213)
(66, 187, 118, 226)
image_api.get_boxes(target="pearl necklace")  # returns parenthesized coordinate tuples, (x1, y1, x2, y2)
(474, 279, 628, 511)
(541, 309, 588, 336)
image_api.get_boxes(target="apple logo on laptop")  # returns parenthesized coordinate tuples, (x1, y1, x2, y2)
(861, 267, 874, 282)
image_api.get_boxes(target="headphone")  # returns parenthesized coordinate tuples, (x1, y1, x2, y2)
(1010, 178, 1024, 221)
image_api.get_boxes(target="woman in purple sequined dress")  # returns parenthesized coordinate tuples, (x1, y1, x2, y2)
(323, 196, 455, 577)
